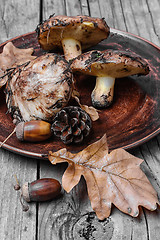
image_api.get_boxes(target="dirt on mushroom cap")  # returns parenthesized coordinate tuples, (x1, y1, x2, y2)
(37, 15, 110, 51)
(70, 50, 150, 78)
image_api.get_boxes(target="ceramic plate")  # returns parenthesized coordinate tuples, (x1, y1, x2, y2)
(0, 29, 160, 159)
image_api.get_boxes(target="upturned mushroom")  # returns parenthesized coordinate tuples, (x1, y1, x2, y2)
(70, 50, 150, 108)
(36, 15, 110, 61)
(5, 53, 73, 123)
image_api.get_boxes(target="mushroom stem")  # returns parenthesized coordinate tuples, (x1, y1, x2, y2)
(91, 76, 115, 108)
(62, 38, 82, 61)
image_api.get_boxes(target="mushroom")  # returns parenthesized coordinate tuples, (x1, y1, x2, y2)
(36, 15, 110, 61)
(5, 53, 73, 123)
(70, 50, 150, 108)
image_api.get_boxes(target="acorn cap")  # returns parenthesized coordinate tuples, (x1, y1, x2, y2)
(70, 49, 150, 78)
(15, 121, 25, 141)
(21, 182, 30, 202)
(37, 15, 110, 51)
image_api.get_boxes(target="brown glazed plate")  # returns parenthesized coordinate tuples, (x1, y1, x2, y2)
(0, 28, 160, 159)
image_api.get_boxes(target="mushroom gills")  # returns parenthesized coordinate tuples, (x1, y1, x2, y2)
(91, 76, 115, 108)
(5, 53, 73, 123)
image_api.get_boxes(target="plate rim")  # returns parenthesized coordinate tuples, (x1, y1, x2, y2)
(0, 28, 160, 159)
(110, 28, 160, 50)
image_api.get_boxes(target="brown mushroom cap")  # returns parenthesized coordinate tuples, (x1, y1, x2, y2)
(70, 50, 150, 78)
(37, 15, 110, 51)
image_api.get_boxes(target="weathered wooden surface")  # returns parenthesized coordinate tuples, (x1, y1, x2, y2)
(0, 0, 160, 239)
(0, 1, 39, 239)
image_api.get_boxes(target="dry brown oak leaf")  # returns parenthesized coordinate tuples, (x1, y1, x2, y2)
(49, 134, 159, 220)
(71, 87, 99, 121)
(73, 95, 99, 121)
(0, 42, 35, 88)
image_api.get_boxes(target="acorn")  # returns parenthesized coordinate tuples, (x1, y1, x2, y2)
(16, 120, 52, 142)
(0, 120, 53, 147)
(21, 178, 62, 202)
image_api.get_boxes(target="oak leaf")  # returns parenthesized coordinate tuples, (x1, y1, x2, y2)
(71, 78, 99, 121)
(49, 134, 159, 220)
(0, 42, 36, 87)
(72, 94, 99, 121)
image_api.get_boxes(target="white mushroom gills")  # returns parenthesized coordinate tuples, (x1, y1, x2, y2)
(91, 76, 115, 108)
(62, 38, 82, 61)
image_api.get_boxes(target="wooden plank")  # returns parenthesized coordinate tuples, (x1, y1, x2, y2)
(98, 0, 126, 30)
(146, 0, 160, 40)
(81, 0, 90, 15)
(43, 0, 66, 20)
(0, 0, 39, 44)
(0, 0, 40, 239)
(43, 0, 91, 18)
(129, 144, 160, 240)
(43, 0, 89, 18)
(87, 0, 101, 17)
(65, 0, 82, 16)
(119, 0, 160, 45)
(0, 149, 38, 240)
(94, 0, 160, 46)
(38, 160, 94, 240)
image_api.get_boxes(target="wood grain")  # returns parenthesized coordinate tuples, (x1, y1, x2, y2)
(0, 149, 38, 240)
(0, 0, 39, 44)
(0, 0, 39, 239)
(0, 0, 160, 239)
(43, 0, 66, 19)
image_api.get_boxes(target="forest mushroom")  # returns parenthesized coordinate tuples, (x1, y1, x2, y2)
(70, 50, 150, 108)
(37, 15, 110, 61)
(5, 53, 73, 123)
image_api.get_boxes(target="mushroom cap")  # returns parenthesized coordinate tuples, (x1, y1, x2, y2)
(70, 50, 150, 78)
(37, 15, 110, 51)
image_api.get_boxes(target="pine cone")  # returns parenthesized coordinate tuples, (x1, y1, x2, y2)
(51, 106, 92, 144)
